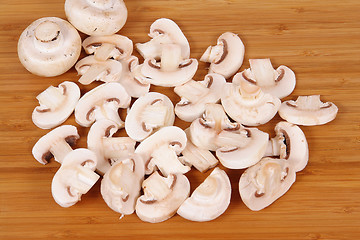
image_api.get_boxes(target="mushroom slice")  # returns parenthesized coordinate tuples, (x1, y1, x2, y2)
(65, 0, 127, 36)
(18, 17, 81, 77)
(278, 95, 338, 126)
(75, 82, 131, 128)
(32, 81, 80, 129)
(101, 154, 145, 217)
(125, 92, 175, 141)
(135, 126, 190, 176)
(32, 125, 79, 164)
(136, 172, 190, 223)
(75, 56, 123, 85)
(82, 34, 133, 61)
(141, 44, 198, 87)
(135, 18, 190, 60)
(221, 80, 281, 126)
(200, 32, 244, 79)
(239, 157, 296, 211)
(233, 58, 296, 99)
(174, 73, 226, 122)
(177, 167, 231, 222)
(87, 119, 136, 175)
(51, 148, 100, 207)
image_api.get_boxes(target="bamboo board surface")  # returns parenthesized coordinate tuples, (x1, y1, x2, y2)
(0, 0, 360, 239)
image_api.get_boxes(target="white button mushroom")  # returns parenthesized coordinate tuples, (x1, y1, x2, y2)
(233, 58, 296, 99)
(135, 172, 190, 223)
(200, 32, 245, 79)
(18, 17, 81, 77)
(174, 73, 226, 122)
(239, 157, 296, 211)
(177, 167, 231, 222)
(65, 0, 128, 36)
(32, 125, 79, 165)
(74, 82, 131, 128)
(32, 81, 80, 129)
(278, 95, 338, 126)
(51, 148, 100, 208)
(125, 92, 175, 142)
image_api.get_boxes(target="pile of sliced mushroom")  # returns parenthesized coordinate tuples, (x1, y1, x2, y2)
(22, 0, 339, 222)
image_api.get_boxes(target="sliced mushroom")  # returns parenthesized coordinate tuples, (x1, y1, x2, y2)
(278, 95, 338, 126)
(87, 119, 136, 175)
(135, 18, 190, 60)
(75, 56, 123, 85)
(32, 81, 80, 129)
(233, 58, 296, 99)
(101, 154, 144, 216)
(177, 167, 231, 222)
(135, 172, 190, 223)
(65, 0, 127, 36)
(135, 126, 190, 176)
(174, 73, 226, 122)
(200, 32, 244, 79)
(125, 92, 175, 141)
(239, 157, 296, 211)
(18, 17, 81, 77)
(75, 82, 131, 128)
(221, 80, 281, 126)
(82, 34, 133, 61)
(141, 44, 198, 87)
(51, 148, 100, 207)
(32, 125, 79, 164)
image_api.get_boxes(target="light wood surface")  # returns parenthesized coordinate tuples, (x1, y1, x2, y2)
(1, 0, 359, 239)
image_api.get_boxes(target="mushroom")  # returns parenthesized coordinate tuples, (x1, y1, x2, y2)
(82, 34, 133, 61)
(135, 171, 190, 223)
(51, 148, 100, 207)
(200, 32, 245, 79)
(233, 58, 296, 99)
(32, 81, 80, 129)
(239, 157, 296, 211)
(18, 17, 81, 77)
(75, 56, 123, 85)
(221, 80, 281, 126)
(174, 73, 226, 122)
(75, 82, 131, 128)
(101, 154, 145, 217)
(32, 125, 79, 164)
(87, 119, 136, 175)
(141, 44, 198, 87)
(135, 126, 191, 176)
(65, 0, 128, 36)
(278, 95, 338, 126)
(125, 92, 175, 142)
(264, 121, 309, 172)
(177, 167, 231, 222)
(135, 18, 190, 60)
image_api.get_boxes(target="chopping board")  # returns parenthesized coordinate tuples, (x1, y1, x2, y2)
(1, 0, 360, 239)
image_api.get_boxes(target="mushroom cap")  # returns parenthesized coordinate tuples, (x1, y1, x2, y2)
(136, 172, 190, 223)
(32, 81, 80, 129)
(18, 17, 81, 77)
(65, 0, 128, 36)
(200, 32, 244, 79)
(51, 148, 100, 208)
(174, 73, 226, 122)
(278, 95, 338, 126)
(177, 167, 231, 222)
(75, 82, 131, 127)
(239, 157, 296, 211)
(125, 92, 175, 142)
(32, 125, 79, 164)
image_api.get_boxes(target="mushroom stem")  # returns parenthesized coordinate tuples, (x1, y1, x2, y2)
(73, 167, 100, 194)
(142, 104, 169, 128)
(78, 64, 107, 85)
(97, 103, 125, 128)
(238, 79, 262, 99)
(174, 80, 209, 101)
(51, 140, 74, 164)
(249, 59, 278, 87)
(264, 138, 281, 157)
(94, 43, 115, 61)
(109, 161, 134, 193)
(200, 44, 223, 63)
(142, 171, 173, 201)
(34, 20, 62, 50)
(160, 44, 182, 72)
(215, 130, 250, 148)
(36, 85, 66, 110)
(102, 137, 135, 159)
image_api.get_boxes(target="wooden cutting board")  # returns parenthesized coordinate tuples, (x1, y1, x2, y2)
(1, 0, 359, 239)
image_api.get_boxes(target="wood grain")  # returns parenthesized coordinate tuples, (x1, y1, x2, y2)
(0, 0, 360, 239)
